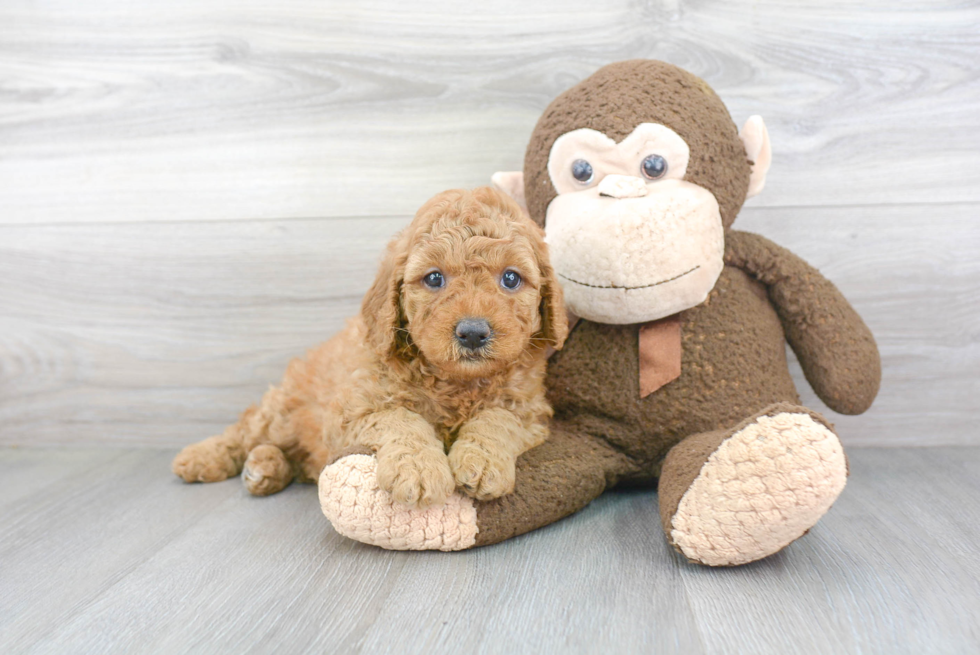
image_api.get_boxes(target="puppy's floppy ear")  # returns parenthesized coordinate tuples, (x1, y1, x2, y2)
(361, 231, 410, 359)
(496, 189, 568, 350)
(531, 229, 568, 350)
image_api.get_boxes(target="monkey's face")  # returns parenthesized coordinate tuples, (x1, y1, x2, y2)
(543, 123, 726, 324)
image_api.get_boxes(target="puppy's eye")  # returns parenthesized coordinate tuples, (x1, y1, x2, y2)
(422, 271, 444, 289)
(500, 270, 522, 290)
(571, 159, 594, 184)
(641, 154, 668, 180)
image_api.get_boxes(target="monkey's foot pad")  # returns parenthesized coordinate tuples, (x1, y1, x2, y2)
(319, 454, 478, 551)
(670, 412, 847, 566)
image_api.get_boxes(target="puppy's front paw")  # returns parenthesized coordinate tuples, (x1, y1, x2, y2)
(448, 442, 516, 501)
(376, 448, 455, 509)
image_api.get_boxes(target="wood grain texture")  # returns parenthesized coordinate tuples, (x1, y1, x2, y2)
(1, 446, 977, 654)
(1, 1, 978, 447)
(0, 216, 405, 446)
(0, 0, 978, 224)
(2, 203, 977, 447)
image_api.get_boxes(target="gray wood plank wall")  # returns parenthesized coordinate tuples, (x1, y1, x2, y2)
(1, 0, 978, 447)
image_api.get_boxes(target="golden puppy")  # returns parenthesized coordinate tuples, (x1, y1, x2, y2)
(172, 187, 567, 509)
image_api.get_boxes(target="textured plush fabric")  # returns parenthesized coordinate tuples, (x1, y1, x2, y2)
(472, 422, 633, 547)
(523, 59, 750, 229)
(471, 259, 803, 545)
(546, 257, 801, 466)
(545, 178, 726, 324)
(657, 403, 846, 565)
(667, 411, 847, 566)
(471, 231, 879, 554)
(319, 455, 478, 551)
(725, 232, 881, 415)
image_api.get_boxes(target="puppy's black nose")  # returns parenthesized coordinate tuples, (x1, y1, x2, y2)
(455, 318, 491, 350)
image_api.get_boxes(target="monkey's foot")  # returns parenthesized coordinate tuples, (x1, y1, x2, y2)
(318, 454, 478, 551)
(660, 407, 847, 566)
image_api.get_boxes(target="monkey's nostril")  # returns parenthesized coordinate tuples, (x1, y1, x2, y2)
(455, 318, 492, 351)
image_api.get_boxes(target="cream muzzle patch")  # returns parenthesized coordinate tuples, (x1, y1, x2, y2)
(545, 181, 724, 325)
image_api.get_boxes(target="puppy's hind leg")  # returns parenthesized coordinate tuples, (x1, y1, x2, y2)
(172, 386, 285, 485)
(242, 444, 293, 496)
(172, 411, 252, 483)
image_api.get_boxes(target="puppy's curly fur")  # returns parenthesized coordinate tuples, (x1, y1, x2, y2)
(173, 187, 568, 508)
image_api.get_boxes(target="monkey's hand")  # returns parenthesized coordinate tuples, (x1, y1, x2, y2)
(725, 230, 881, 415)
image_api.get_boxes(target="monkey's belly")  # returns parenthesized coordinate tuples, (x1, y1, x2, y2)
(546, 266, 800, 475)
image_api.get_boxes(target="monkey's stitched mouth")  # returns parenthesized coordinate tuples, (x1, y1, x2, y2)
(557, 265, 700, 290)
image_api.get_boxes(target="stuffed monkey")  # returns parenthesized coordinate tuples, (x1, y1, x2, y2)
(319, 60, 880, 565)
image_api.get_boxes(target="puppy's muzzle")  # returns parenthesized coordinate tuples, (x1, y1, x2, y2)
(455, 318, 492, 352)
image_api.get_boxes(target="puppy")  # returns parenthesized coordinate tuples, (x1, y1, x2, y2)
(172, 187, 567, 509)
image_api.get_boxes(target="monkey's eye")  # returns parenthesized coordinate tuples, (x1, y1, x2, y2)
(641, 154, 668, 180)
(500, 270, 522, 290)
(571, 159, 594, 184)
(422, 271, 445, 289)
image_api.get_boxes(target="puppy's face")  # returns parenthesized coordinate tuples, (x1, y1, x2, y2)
(402, 231, 542, 378)
(363, 188, 567, 380)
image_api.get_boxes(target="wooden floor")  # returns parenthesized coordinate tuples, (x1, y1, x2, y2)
(2, 446, 978, 654)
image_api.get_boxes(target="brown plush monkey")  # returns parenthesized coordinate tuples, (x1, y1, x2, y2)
(319, 60, 881, 565)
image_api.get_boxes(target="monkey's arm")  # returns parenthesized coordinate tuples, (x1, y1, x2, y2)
(724, 230, 881, 415)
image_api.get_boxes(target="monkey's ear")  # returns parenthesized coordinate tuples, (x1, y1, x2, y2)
(740, 116, 772, 198)
(491, 171, 528, 214)
(361, 235, 409, 360)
